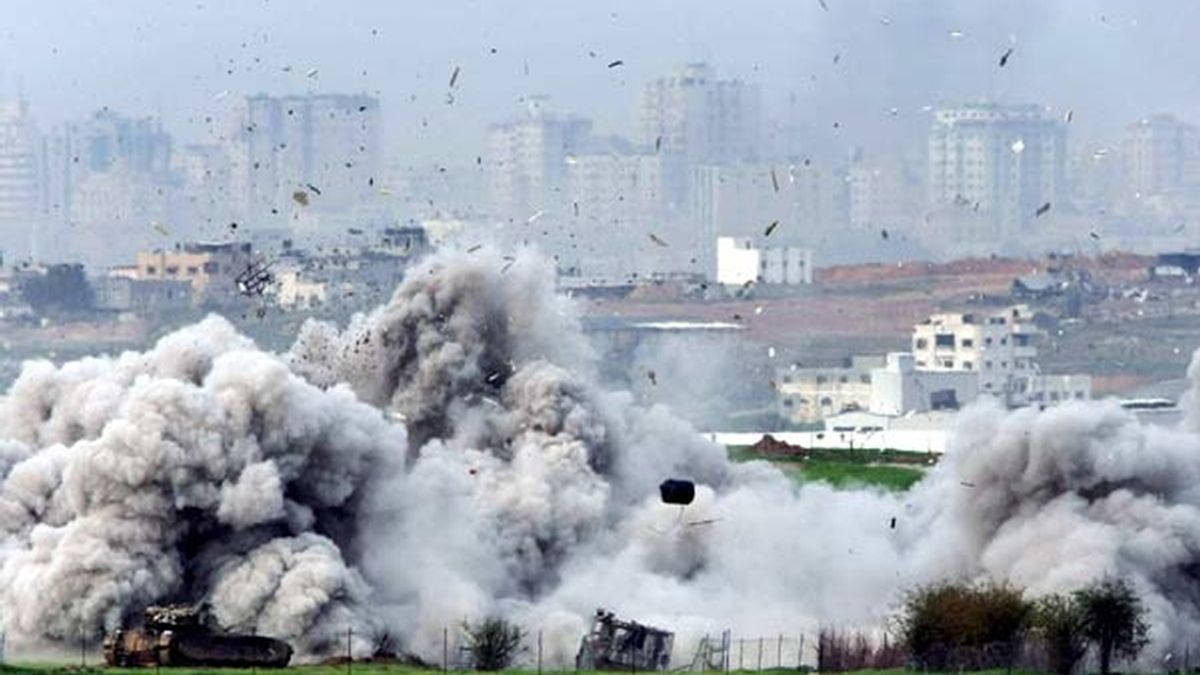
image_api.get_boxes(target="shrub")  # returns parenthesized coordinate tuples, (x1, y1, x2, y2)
(896, 579, 1031, 671)
(462, 616, 525, 671)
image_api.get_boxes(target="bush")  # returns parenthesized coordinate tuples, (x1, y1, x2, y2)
(462, 616, 524, 671)
(896, 580, 1031, 671)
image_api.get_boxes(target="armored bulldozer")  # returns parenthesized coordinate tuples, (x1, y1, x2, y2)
(104, 605, 293, 668)
(576, 608, 674, 672)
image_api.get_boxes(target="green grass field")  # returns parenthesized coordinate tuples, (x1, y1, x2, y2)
(728, 446, 929, 492)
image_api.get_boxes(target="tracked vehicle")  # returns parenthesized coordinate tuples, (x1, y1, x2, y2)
(104, 605, 293, 668)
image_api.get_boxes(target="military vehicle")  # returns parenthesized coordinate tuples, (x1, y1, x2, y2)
(104, 605, 293, 668)
(576, 608, 674, 671)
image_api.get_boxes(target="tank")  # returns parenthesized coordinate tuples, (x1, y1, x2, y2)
(104, 605, 293, 668)
(576, 608, 674, 671)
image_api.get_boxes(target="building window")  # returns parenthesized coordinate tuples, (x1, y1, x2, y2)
(203, 261, 219, 273)
(782, 375, 792, 384)
(963, 361, 973, 370)
(165, 266, 179, 276)
(1001, 361, 1008, 368)
(985, 337, 993, 346)
(915, 338, 928, 349)
(942, 359, 954, 368)
(783, 398, 794, 408)
(186, 266, 199, 275)
(816, 375, 827, 384)
(860, 375, 870, 384)
(935, 334, 955, 348)
(146, 266, 157, 275)
(839, 376, 848, 384)
(820, 397, 833, 407)
(1000, 337, 1008, 345)
(961, 338, 974, 348)
(985, 360, 993, 369)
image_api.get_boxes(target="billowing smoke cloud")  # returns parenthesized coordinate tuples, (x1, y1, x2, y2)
(4, 248, 1200, 670)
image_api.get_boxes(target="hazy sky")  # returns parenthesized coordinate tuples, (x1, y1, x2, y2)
(2, 0, 1198, 168)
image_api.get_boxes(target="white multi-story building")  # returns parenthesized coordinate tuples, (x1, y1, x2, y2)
(486, 97, 591, 223)
(693, 162, 845, 270)
(928, 102, 1065, 233)
(716, 237, 813, 286)
(639, 63, 762, 204)
(913, 305, 1039, 400)
(912, 305, 1090, 408)
(0, 101, 42, 256)
(869, 352, 979, 416)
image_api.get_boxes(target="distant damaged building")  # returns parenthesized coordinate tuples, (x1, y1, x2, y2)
(576, 609, 674, 672)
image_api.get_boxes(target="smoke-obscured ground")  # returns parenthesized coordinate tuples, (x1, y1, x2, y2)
(2, 249, 1200, 670)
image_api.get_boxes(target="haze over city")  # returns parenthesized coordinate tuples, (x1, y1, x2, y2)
(3, 3, 1200, 675)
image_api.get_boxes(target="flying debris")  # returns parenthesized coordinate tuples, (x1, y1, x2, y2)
(291, 190, 309, 206)
(654, 136, 662, 152)
(659, 479, 695, 505)
(607, 60, 623, 68)
(306, 183, 322, 195)
(467, 244, 483, 253)
(771, 168, 779, 193)
(527, 210, 544, 223)
(948, 29, 964, 38)
(879, 16, 892, 25)
(305, 67, 318, 78)
(1011, 139, 1026, 154)
(151, 221, 170, 236)
(1064, 109, 1074, 123)
(764, 220, 780, 237)
(999, 46, 1014, 67)
(817, 0, 828, 10)
(234, 259, 275, 296)
(647, 370, 657, 386)
(1036, 202, 1052, 217)
(649, 233, 669, 247)
(889, 517, 897, 529)
(881, 228, 889, 240)
(1090, 231, 1101, 240)
(449, 65, 461, 88)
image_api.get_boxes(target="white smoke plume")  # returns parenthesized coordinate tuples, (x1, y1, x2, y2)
(2, 247, 1200, 671)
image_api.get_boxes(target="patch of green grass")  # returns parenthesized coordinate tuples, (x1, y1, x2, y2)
(782, 460, 925, 491)
(728, 446, 928, 492)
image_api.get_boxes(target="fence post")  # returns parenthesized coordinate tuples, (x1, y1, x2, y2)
(740, 638, 745, 671)
(757, 637, 763, 671)
(797, 634, 804, 670)
(443, 626, 448, 673)
(777, 635, 782, 668)
(347, 627, 353, 675)
(538, 630, 543, 675)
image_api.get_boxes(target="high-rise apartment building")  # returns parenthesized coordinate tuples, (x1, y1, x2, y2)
(485, 97, 591, 223)
(228, 93, 382, 219)
(1121, 114, 1200, 199)
(638, 63, 762, 204)
(928, 102, 1065, 233)
(0, 101, 42, 256)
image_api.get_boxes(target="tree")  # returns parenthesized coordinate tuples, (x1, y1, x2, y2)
(20, 263, 94, 313)
(896, 580, 1031, 671)
(462, 616, 524, 671)
(1032, 593, 1088, 675)
(1075, 578, 1149, 675)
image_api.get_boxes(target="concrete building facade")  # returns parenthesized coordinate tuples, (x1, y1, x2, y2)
(716, 237, 813, 286)
(486, 98, 591, 223)
(928, 102, 1065, 234)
